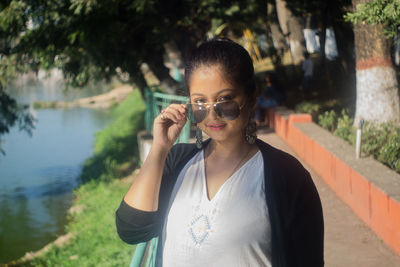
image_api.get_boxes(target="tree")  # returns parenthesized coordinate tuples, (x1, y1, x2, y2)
(274, 0, 306, 64)
(265, 1, 288, 75)
(0, 0, 268, 148)
(346, 0, 400, 38)
(0, 87, 35, 154)
(0, 0, 268, 95)
(348, 0, 400, 124)
(0, 52, 35, 154)
(267, 2, 287, 52)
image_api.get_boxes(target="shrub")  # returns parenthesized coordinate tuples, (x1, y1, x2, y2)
(361, 122, 394, 159)
(32, 101, 56, 109)
(379, 129, 400, 172)
(318, 110, 337, 132)
(295, 101, 321, 120)
(334, 110, 355, 144)
(33, 101, 41, 109)
(295, 101, 321, 114)
(314, 107, 400, 174)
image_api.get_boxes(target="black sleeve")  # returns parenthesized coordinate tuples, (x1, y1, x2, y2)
(115, 143, 198, 244)
(114, 145, 179, 244)
(115, 200, 160, 244)
(289, 164, 324, 267)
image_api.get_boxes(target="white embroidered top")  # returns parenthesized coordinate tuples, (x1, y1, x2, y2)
(161, 150, 272, 267)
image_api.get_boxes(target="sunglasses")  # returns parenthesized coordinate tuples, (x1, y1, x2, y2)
(187, 100, 244, 123)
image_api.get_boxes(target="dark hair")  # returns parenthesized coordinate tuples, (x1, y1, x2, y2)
(184, 38, 257, 102)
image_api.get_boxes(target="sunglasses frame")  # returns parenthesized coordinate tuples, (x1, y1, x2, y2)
(187, 100, 245, 123)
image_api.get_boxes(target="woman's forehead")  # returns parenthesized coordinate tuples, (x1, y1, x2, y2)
(189, 65, 237, 95)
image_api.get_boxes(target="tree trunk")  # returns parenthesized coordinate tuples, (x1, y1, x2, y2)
(267, 2, 286, 52)
(275, 0, 306, 65)
(145, 49, 181, 95)
(287, 16, 306, 65)
(275, 0, 288, 35)
(265, 2, 287, 77)
(353, 0, 400, 125)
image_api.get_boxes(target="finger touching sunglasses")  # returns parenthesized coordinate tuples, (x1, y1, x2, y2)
(187, 100, 245, 123)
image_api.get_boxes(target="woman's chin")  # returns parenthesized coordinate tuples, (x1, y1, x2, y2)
(204, 130, 243, 144)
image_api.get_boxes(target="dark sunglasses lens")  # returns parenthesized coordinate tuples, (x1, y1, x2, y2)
(188, 104, 207, 123)
(215, 101, 240, 120)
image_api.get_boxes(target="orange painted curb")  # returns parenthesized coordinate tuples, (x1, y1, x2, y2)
(268, 108, 400, 256)
(389, 198, 400, 254)
(370, 185, 392, 247)
(349, 169, 371, 225)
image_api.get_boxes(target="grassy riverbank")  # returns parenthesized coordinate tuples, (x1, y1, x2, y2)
(25, 179, 135, 266)
(80, 88, 145, 183)
(14, 89, 145, 266)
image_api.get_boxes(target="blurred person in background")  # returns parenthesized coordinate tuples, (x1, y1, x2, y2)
(301, 52, 313, 92)
(255, 72, 286, 126)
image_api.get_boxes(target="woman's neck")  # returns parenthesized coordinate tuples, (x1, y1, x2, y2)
(206, 135, 254, 160)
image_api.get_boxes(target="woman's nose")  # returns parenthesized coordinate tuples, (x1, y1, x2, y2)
(207, 104, 218, 120)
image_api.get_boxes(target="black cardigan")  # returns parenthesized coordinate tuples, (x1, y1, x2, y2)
(116, 139, 324, 267)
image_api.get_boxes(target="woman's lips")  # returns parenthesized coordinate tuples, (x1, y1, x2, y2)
(207, 123, 226, 130)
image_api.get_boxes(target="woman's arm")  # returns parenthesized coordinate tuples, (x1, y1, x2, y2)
(123, 104, 187, 211)
(115, 104, 187, 244)
(123, 145, 169, 211)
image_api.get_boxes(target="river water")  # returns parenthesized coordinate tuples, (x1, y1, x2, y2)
(0, 76, 113, 263)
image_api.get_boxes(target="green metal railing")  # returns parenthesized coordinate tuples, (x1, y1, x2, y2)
(129, 238, 159, 267)
(130, 87, 190, 267)
(145, 86, 190, 143)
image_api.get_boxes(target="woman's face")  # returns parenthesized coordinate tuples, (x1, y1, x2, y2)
(189, 65, 250, 143)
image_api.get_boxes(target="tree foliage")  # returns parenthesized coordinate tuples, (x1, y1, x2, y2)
(0, 0, 267, 90)
(0, 90, 35, 154)
(346, 0, 400, 37)
(283, 0, 352, 20)
(0, 0, 267, 151)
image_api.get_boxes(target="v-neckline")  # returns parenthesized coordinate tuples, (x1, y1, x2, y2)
(201, 149, 260, 202)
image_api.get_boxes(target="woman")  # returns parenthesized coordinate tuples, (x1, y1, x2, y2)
(116, 38, 324, 267)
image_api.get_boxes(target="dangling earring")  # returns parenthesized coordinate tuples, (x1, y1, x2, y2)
(196, 126, 203, 149)
(245, 120, 257, 144)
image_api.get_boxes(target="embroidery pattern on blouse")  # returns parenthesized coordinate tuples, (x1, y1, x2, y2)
(188, 203, 218, 246)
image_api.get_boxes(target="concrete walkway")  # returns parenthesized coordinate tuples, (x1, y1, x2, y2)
(258, 128, 400, 267)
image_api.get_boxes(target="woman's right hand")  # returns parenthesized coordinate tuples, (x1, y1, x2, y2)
(123, 103, 187, 212)
(152, 104, 187, 151)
